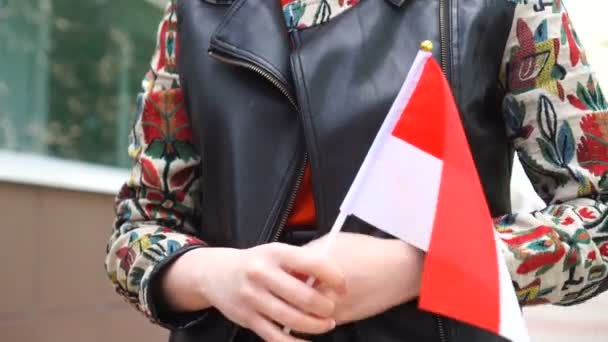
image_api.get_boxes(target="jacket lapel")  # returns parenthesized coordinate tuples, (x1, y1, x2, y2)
(209, 0, 293, 87)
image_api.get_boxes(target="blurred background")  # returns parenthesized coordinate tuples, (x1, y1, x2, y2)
(0, 0, 606, 341)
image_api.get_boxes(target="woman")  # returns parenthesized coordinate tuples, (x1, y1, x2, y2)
(105, 0, 608, 341)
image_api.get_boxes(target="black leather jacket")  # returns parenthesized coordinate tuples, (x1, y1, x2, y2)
(174, 0, 515, 340)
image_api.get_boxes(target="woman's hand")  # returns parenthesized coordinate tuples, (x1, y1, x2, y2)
(162, 243, 346, 342)
(305, 233, 424, 325)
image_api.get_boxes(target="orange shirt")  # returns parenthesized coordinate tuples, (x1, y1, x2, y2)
(286, 165, 317, 227)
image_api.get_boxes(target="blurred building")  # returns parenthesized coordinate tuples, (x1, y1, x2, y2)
(0, 1, 606, 341)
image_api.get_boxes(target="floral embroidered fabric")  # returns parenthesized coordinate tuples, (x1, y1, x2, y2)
(282, 0, 359, 29)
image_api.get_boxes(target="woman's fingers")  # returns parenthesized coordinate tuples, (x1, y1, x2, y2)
(247, 313, 312, 342)
(242, 284, 335, 335)
(256, 267, 336, 318)
(274, 244, 347, 294)
(236, 243, 345, 340)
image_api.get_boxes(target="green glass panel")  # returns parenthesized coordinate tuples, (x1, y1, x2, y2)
(0, 0, 161, 167)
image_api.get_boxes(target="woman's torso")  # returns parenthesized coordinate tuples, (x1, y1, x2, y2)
(174, 0, 515, 341)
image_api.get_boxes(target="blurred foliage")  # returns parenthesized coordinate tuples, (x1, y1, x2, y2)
(0, 0, 161, 167)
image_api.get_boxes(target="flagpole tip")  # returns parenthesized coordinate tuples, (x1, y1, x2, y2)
(420, 40, 434, 52)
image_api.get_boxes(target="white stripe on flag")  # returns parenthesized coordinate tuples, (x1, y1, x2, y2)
(344, 136, 442, 251)
(341, 52, 432, 215)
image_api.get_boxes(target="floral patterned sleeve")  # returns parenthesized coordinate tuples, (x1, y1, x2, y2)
(104, 1, 207, 328)
(498, 1, 608, 306)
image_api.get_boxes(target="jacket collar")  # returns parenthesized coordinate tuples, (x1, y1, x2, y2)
(208, 0, 406, 89)
(209, 0, 292, 87)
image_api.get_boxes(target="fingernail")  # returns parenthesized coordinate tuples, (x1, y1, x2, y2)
(330, 320, 336, 329)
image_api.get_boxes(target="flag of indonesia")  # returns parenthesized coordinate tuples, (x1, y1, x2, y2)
(334, 49, 529, 342)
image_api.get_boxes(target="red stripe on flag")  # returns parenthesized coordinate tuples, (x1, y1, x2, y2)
(391, 57, 446, 159)
(417, 59, 501, 334)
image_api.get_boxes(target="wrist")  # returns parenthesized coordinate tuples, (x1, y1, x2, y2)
(393, 240, 424, 301)
(192, 247, 240, 306)
(161, 247, 234, 312)
(372, 239, 424, 305)
(181, 248, 214, 301)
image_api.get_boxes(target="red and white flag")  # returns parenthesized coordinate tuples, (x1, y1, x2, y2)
(332, 50, 529, 342)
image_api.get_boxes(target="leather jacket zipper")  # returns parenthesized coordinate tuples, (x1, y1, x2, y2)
(271, 154, 308, 242)
(207, 50, 308, 241)
(436, 1, 451, 341)
(208, 50, 299, 109)
(209, 49, 309, 341)
(436, 315, 448, 342)
(439, 0, 451, 80)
